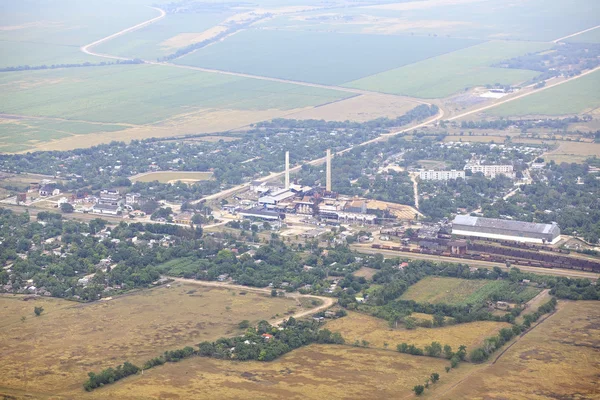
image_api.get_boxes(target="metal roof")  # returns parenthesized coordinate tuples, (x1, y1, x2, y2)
(452, 215, 558, 234)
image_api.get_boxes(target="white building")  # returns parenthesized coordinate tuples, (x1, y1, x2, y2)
(419, 170, 465, 181)
(464, 163, 514, 178)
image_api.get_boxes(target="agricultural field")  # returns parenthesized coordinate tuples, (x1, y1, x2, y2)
(175, 29, 481, 85)
(0, 283, 301, 397)
(129, 171, 213, 184)
(258, 0, 600, 42)
(0, 117, 129, 153)
(0, 0, 158, 67)
(345, 41, 550, 98)
(400, 276, 540, 306)
(325, 311, 510, 351)
(543, 141, 600, 164)
(440, 301, 600, 400)
(285, 93, 420, 122)
(489, 69, 600, 116)
(74, 345, 482, 400)
(0, 64, 351, 151)
(93, 12, 233, 61)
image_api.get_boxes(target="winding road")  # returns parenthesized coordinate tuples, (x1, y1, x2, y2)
(168, 277, 336, 325)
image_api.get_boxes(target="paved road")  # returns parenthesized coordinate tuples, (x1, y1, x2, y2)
(352, 245, 599, 280)
(80, 7, 166, 59)
(553, 24, 600, 43)
(168, 277, 335, 325)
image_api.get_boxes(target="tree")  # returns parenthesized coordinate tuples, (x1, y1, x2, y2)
(271, 289, 277, 297)
(425, 341, 442, 357)
(60, 203, 74, 213)
(238, 320, 250, 329)
(433, 313, 445, 327)
(430, 372, 440, 383)
(413, 385, 425, 396)
(443, 344, 453, 359)
(34, 306, 44, 316)
(404, 316, 417, 330)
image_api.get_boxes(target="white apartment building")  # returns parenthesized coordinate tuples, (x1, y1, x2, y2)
(464, 164, 514, 178)
(419, 170, 465, 181)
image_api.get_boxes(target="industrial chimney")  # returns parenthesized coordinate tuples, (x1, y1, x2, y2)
(326, 149, 332, 192)
(285, 151, 290, 189)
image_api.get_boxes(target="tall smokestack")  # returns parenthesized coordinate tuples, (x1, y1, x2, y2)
(285, 151, 290, 189)
(326, 149, 332, 192)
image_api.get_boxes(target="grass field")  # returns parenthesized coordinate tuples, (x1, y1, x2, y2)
(0, 0, 158, 67)
(325, 311, 510, 352)
(93, 12, 233, 61)
(352, 266, 378, 280)
(440, 301, 600, 399)
(73, 344, 482, 400)
(345, 41, 550, 98)
(130, 171, 213, 184)
(0, 284, 299, 396)
(401, 276, 492, 305)
(490, 69, 600, 116)
(176, 29, 480, 85)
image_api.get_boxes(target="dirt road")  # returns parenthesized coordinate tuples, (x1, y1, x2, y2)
(553, 24, 600, 43)
(168, 277, 335, 326)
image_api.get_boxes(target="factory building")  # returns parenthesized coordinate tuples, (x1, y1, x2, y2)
(419, 170, 465, 181)
(451, 215, 560, 244)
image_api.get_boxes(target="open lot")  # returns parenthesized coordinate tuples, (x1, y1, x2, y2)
(489, 69, 600, 116)
(175, 29, 480, 85)
(75, 344, 482, 400)
(130, 171, 213, 184)
(352, 266, 378, 280)
(325, 311, 510, 352)
(346, 41, 549, 98)
(0, 283, 300, 396)
(440, 301, 600, 399)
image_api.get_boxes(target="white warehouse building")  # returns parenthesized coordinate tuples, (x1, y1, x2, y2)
(451, 215, 561, 244)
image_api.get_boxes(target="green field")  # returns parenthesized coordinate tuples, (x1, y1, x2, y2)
(0, 119, 128, 152)
(490, 69, 600, 116)
(175, 29, 481, 85)
(0, 0, 158, 67)
(400, 276, 540, 306)
(93, 12, 232, 61)
(565, 27, 600, 44)
(345, 41, 550, 98)
(0, 64, 351, 125)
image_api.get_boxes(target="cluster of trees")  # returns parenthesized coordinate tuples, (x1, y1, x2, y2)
(483, 161, 600, 243)
(493, 43, 600, 83)
(458, 116, 586, 132)
(0, 59, 144, 73)
(413, 372, 440, 396)
(84, 318, 344, 390)
(83, 362, 139, 391)
(398, 341, 467, 364)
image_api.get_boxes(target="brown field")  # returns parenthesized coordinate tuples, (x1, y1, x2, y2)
(75, 344, 482, 400)
(352, 266, 378, 280)
(0, 284, 300, 397)
(129, 171, 213, 184)
(544, 141, 600, 164)
(160, 26, 229, 49)
(366, 199, 421, 219)
(440, 301, 600, 399)
(325, 311, 510, 351)
(286, 93, 420, 122)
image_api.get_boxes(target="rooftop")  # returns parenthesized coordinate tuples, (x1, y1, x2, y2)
(452, 215, 558, 234)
